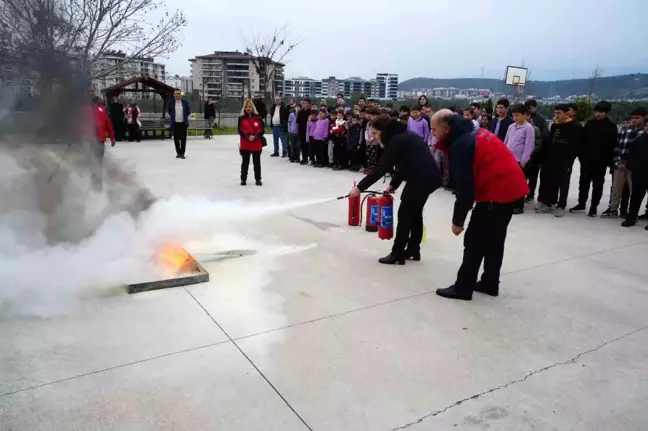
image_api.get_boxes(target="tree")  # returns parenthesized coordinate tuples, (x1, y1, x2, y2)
(588, 65, 604, 102)
(0, 0, 186, 81)
(244, 26, 301, 99)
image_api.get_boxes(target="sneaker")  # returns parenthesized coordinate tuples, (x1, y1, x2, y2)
(569, 204, 586, 213)
(621, 219, 636, 227)
(536, 202, 552, 213)
(513, 208, 524, 215)
(525, 194, 535, 203)
(255, 180, 263, 186)
(600, 208, 619, 218)
(281, 154, 288, 158)
(553, 207, 566, 218)
(588, 207, 598, 217)
(240, 180, 246, 186)
(270, 153, 279, 157)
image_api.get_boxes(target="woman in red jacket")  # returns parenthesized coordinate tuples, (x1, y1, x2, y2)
(238, 99, 265, 186)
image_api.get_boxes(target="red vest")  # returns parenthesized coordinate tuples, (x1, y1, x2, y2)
(239, 115, 264, 151)
(473, 129, 529, 203)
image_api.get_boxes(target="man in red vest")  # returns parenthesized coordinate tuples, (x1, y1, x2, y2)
(431, 109, 529, 300)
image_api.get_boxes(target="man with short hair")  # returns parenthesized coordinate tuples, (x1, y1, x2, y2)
(270, 95, 289, 157)
(504, 104, 536, 214)
(431, 109, 529, 300)
(601, 107, 647, 218)
(109, 96, 125, 142)
(490, 98, 513, 141)
(524, 99, 549, 201)
(204, 97, 216, 139)
(168, 88, 190, 159)
(296, 98, 312, 165)
(569, 101, 618, 216)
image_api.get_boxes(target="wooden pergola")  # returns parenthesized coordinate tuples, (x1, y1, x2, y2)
(102, 76, 175, 117)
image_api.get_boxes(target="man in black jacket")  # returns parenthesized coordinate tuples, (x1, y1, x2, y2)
(109, 97, 125, 141)
(350, 116, 442, 265)
(204, 97, 216, 139)
(525, 99, 549, 201)
(622, 132, 648, 229)
(296, 98, 312, 165)
(489, 98, 513, 142)
(569, 101, 618, 216)
(269, 95, 290, 157)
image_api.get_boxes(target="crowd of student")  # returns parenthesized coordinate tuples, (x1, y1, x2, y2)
(238, 93, 648, 230)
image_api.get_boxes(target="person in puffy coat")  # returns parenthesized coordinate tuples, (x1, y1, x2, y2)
(237, 99, 265, 186)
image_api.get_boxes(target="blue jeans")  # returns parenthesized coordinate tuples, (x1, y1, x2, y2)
(272, 126, 287, 155)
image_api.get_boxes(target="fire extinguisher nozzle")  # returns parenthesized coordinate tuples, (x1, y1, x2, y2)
(337, 194, 350, 200)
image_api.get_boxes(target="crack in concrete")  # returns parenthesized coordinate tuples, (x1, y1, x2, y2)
(391, 324, 648, 430)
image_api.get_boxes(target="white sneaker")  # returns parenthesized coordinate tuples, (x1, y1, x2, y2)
(553, 207, 566, 218)
(536, 202, 552, 213)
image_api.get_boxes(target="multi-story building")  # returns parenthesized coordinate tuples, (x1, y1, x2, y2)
(341, 77, 374, 98)
(321, 76, 343, 98)
(165, 75, 193, 95)
(92, 51, 166, 99)
(189, 51, 285, 100)
(374, 73, 399, 99)
(284, 77, 322, 98)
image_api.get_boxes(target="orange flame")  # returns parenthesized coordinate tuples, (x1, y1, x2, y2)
(156, 245, 191, 274)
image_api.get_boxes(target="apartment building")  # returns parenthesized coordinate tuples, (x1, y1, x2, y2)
(92, 51, 166, 99)
(284, 73, 398, 100)
(374, 73, 399, 99)
(284, 77, 322, 98)
(189, 51, 285, 100)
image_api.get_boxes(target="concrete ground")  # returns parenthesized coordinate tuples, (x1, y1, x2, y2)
(2, 136, 648, 431)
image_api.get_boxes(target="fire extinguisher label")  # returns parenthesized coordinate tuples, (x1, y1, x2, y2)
(380, 206, 393, 228)
(370, 205, 379, 225)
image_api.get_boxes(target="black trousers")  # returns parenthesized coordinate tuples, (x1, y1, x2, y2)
(127, 123, 140, 142)
(173, 123, 188, 156)
(313, 139, 328, 166)
(392, 195, 429, 257)
(513, 163, 528, 210)
(455, 202, 514, 292)
(578, 162, 607, 209)
(289, 133, 300, 161)
(526, 156, 541, 197)
(299, 133, 310, 163)
(112, 120, 125, 141)
(332, 136, 345, 166)
(628, 173, 648, 220)
(240, 150, 261, 181)
(539, 158, 573, 209)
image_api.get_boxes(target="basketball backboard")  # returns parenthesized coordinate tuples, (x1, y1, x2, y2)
(504, 66, 528, 87)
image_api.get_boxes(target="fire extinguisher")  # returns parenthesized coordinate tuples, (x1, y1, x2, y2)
(348, 181, 361, 226)
(365, 194, 379, 232)
(377, 193, 394, 240)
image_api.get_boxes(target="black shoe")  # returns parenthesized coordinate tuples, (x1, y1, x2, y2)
(436, 285, 472, 301)
(639, 213, 648, 221)
(300, 161, 308, 165)
(404, 250, 421, 261)
(256, 180, 263, 186)
(270, 153, 279, 157)
(645, 225, 648, 231)
(378, 254, 405, 265)
(281, 154, 288, 158)
(525, 194, 535, 203)
(600, 208, 618, 218)
(569, 204, 586, 213)
(475, 281, 499, 297)
(176, 154, 180, 158)
(621, 219, 636, 227)
(620, 209, 629, 218)
(588, 207, 597, 217)
(180, 155, 186, 159)
(241, 180, 246, 186)
(513, 208, 524, 215)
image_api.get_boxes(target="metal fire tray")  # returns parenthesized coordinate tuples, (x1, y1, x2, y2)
(127, 250, 209, 294)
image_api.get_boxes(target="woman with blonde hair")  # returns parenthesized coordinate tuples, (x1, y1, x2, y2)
(237, 99, 265, 186)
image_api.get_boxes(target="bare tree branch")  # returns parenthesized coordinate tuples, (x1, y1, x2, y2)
(588, 65, 604, 102)
(243, 26, 302, 97)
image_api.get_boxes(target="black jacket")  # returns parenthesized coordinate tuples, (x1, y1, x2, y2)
(347, 123, 362, 151)
(580, 117, 618, 166)
(296, 109, 311, 138)
(109, 102, 124, 124)
(204, 102, 216, 119)
(357, 121, 441, 200)
(547, 120, 583, 163)
(270, 103, 289, 127)
(253, 99, 267, 120)
(628, 133, 648, 181)
(489, 116, 513, 141)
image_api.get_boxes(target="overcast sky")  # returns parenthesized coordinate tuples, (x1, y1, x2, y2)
(163, 0, 648, 82)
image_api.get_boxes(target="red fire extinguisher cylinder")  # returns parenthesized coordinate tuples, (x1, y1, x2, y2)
(377, 193, 394, 240)
(348, 181, 361, 226)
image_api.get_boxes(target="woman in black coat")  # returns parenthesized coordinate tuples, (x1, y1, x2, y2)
(350, 116, 442, 264)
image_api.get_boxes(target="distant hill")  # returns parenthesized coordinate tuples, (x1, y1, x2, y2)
(399, 74, 648, 100)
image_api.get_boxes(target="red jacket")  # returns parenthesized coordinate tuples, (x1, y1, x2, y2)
(238, 114, 264, 151)
(438, 116, 529, 227)
(82, 103, 115, 143)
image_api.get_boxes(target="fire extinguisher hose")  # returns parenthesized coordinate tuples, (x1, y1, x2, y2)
(336, 190, 381, 200)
